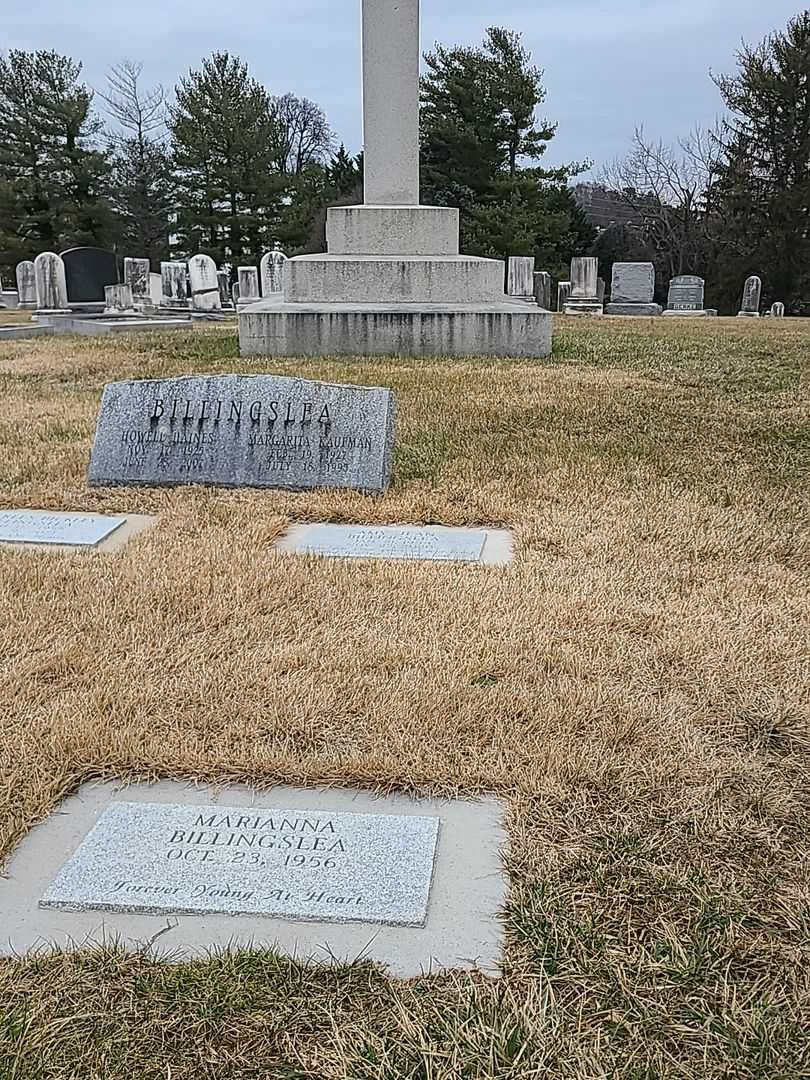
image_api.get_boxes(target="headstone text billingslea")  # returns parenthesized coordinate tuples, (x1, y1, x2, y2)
(41, 800, 440, 927)
(88, 373, 396, 494)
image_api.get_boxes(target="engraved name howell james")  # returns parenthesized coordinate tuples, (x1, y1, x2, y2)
(88, 373, 396, 494)
(40, 802, 440, 927)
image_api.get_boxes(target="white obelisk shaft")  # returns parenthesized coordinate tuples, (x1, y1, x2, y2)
(362, 0, 420, 206)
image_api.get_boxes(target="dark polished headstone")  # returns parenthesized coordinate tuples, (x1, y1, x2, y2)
(61, 248, 120, 304)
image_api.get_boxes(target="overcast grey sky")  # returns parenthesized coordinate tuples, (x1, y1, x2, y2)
(2, 0, 802, 175)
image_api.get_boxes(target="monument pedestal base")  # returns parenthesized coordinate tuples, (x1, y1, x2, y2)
(663, 309, 718, 317)
(564, 300, 604, 316)
(239, 299, 552, 358)
(737, 311, 761, 318)
(605, 303, 663, 316)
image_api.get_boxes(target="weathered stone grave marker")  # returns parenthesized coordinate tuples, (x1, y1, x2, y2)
(507, 257, 535, 302)
(88, 373, 396, 494)
(738, 275, 762, 317)
(565, 257, 603, 315)
(16, 261, 37, 309)
(663, 275, 716, 316)
(260, 246, 288, 296)
(188, 255, 222, 312)
(0, 510, 153, 550)
(34, 252, 69, 312)
(238, 266, 261, 305)
(605, 262, 661, 316)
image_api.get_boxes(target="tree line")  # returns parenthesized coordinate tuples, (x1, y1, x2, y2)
(0, 28, 592, 284)
(590, 11, 810, 314)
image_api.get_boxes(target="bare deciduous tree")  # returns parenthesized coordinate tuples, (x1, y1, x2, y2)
(601, 126, 721, 278)
(100, 59, 166, 145)
(271, 93, 334, 176)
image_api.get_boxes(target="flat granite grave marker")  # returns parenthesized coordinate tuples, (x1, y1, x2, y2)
(275, 524, 514, 564)
(41, 800, 440, 927)
(88, 373, 396, 494)
(0, 510, 125, 547)
(0, 781, 505, 977)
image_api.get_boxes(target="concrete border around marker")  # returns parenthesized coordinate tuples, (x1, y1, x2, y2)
(0, 780, 507, 979)
(0, 513, 156, 553)
(274, 524, 515, 565)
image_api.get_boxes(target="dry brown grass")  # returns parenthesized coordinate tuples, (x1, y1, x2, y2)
(0, 316, 808, 1079)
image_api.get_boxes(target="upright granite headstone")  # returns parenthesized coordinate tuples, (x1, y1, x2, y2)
(61, 247, 119, 304)
(557, 281, 571, 312)
(161, 262, 189, 307)
(260, 246, 288, 296)
(16, 261, 37, 309)
(238, 267, 261, 305)
(663, 275, 714, 316)
(507, 257, 535, 302)
(605, 262, 661, 316)
(88, 373, 396, 494)
(565, 257, 602, 315)
(34, 252, 69, 311)
(770, 301, 785, 318)
(124, 258, 152, 309)
(188, 255, 222, 312)
(533, 271, 552, 310)
(738, 275, 762, 318)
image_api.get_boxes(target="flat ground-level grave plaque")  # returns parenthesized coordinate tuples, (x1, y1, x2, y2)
(0, 782, 505, 977)
(275, 524, 515, 564)
(0, 510, 125, 547)
(88, 373, 396, 494)
(41, 801, 440, 927)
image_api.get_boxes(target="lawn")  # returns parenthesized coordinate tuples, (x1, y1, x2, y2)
(0, 316, 808, 1079)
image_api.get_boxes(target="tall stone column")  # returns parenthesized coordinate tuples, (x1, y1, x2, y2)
(363, 0, 420, 205)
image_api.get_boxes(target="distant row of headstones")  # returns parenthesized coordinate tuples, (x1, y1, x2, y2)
(507, 257, 785, 319)
(4, 246, 289, 316)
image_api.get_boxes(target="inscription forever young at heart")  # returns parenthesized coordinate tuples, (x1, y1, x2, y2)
(88, 374, 396, 494)
(0, 511, 125, 547)
(40, 802, 440, 927)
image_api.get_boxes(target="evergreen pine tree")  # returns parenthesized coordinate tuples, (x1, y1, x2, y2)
(0, 50, 113, 271)
(712, 12, 810, 311)
(420, 27, 592, 269)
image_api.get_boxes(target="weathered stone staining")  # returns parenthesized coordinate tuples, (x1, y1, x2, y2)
(217, 271, 233, 308)
(507, 257, 535, 302)
(88, 372, 396, 494)
(605, 262, 662, 316)
(0, 510, 126, 547)
(16, 261, 37, 309)
(260, 246, 288, 296)
(240, 0, 552, 358)
(663, 275, 716, 316)
(557, 281, 572, 312)
(104, 284, 136, 314)
(124, 258, 152, 309)
(738, 275, 762, 317)
(34, 252, 69, 311)
(237, 267, 261, 306)
(161, 262, 190, 307)
(770, 301, 785, 318)
(533, 271, 552, 310)
(564, 257, 603, 315)
(187, 255, 222, 312)
(274, 524, 514, 564)
(41, 800, 440, 928)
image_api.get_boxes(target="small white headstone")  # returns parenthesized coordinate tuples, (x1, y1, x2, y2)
(34, 252, 69, 310)
(0, 511, 125, 547)
(238, 266, 261, 305)
(187, 255, 222, 311)
(260, 246, 288, 297)
(161, 262, 189, 306)
(16, 261, 37, 308)
(507, 257, 535, 301)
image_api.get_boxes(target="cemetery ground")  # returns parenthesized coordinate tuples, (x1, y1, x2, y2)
(0, 316, 808, 1080)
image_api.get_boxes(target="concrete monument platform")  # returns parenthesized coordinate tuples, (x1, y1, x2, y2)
(240, 300, 551, 358)
(0, 780, 507, 978)
(239, 0, 552, 359)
